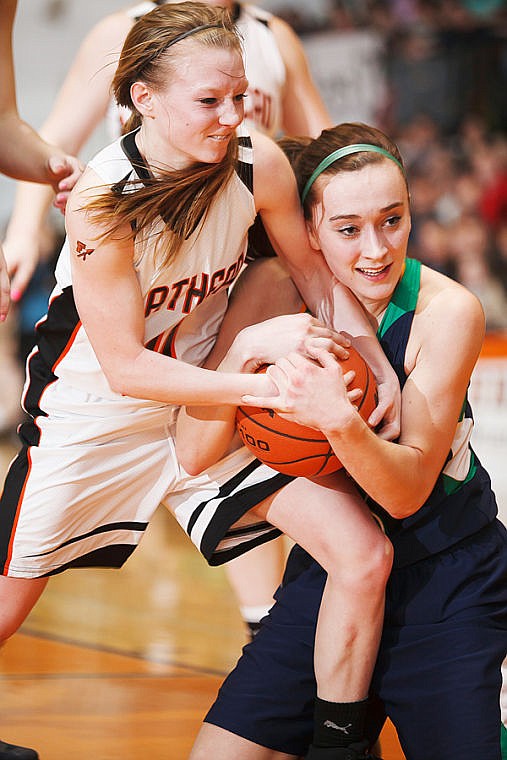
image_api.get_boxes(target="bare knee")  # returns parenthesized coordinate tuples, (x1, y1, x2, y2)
(0, 576, 48, 644)
(323, 527, 393, 595)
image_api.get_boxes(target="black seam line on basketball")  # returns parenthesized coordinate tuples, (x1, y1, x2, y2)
(238, 413, 328, 442)
(260, 453, 333, 468)
(186, 458, 263, 536)
(356, 363, 372, 412)
(25, 521, 148, 557)
(14, 628, 228, 677)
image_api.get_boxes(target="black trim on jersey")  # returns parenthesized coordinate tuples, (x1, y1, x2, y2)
(120, 128, 152, 183)
(237, 134, 253, 193)
(23, 286, 81, 421)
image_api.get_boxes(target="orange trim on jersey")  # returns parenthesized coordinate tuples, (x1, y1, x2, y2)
(4, 447, 33, 574)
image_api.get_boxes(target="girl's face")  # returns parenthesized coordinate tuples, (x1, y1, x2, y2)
(139, 41, 247, 168)
(308, 161, 411, 319)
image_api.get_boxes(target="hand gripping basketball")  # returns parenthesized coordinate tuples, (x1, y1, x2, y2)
(235, 347, 377, 477)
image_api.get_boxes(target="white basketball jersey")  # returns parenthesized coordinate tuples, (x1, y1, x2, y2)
(38, 128, 255, 402)
(106, 2, 286, 139)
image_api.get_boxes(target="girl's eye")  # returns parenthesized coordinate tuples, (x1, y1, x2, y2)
(234, 93, 247, 102)
(339, 225, 359, 236)
(200, 98, 218, 105)
(385, 215, 401, 227)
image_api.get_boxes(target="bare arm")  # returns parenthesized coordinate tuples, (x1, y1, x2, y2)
(176, 259, 352, 474)
(66, 171, 275, 408)
(0, 0, 81, 189)
(3, 10, 129, 298)
(270, 15, 332, 137)
(251, 130, 401, 438)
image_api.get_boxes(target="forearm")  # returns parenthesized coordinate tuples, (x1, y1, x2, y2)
(0, 112, 58, 184)
(175, 332, 265, 474)
(104, 346, 269, 407)
(4, 180, 55, 244)
(323, 414, 433, 518)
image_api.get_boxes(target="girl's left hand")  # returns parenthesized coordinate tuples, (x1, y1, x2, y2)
(241, 349, 361, 432)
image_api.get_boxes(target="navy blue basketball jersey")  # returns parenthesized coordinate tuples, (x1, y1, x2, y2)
(368, 257, 498, 567)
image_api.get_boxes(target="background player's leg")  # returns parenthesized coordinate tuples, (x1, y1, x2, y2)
(224, 537, 287, 639)
(0, 576, 48, 643)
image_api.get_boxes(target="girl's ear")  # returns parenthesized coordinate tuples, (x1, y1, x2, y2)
(306, 219, 320, 251)
(130, 81, 155, 119)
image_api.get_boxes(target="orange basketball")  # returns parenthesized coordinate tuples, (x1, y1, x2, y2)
(235, 347, 377, 477)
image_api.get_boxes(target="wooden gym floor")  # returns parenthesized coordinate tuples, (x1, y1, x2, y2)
(0, 437, 405, 759)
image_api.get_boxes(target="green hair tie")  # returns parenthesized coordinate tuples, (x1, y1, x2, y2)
(301, 143, 404, 204)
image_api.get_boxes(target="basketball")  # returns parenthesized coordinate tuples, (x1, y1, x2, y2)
(235, 347, 377, 477)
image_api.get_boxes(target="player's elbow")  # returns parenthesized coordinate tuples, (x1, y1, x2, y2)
(384, 483, 433, 519)
(176, 447, 213, 477)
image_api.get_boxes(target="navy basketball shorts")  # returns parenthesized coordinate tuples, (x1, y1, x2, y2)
(205, 520, 507, 760)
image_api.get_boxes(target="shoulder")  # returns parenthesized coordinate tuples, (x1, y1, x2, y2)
(265, 14, 308, 64)
(250, 130, 290, 172)
(77, 9, 133, 55)
(71, 11, 132, 65)
(414, 264, 485, 358)
(250, 130, 295, 207)
(238, 4, 273, 26)
(419, 264, 484, 325)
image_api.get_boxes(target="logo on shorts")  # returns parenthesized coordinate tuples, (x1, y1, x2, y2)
(323, 720, 352, 734)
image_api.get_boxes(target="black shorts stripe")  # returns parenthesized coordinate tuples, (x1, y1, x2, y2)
(42, 545, 137, 576)
(199, 469, 292, 564)
(27, 521, 149, 558)
(0, 444, 32, 574)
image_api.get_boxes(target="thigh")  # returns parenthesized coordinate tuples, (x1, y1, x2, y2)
(254, 472, 389, 572)
(375, 522, 507, 760)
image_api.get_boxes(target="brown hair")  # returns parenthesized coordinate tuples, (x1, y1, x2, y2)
(85, 2, 243, 266)
(281, 123, 406, 220)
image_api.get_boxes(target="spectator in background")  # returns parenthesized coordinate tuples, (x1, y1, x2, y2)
(449, 215, 507, 331)
(410, 217, 455, 278)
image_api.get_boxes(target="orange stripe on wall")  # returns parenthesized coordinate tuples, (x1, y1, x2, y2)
(481, 331, 507, 358)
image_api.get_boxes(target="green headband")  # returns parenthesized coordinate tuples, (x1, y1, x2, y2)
(301, 143, 405, 204)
